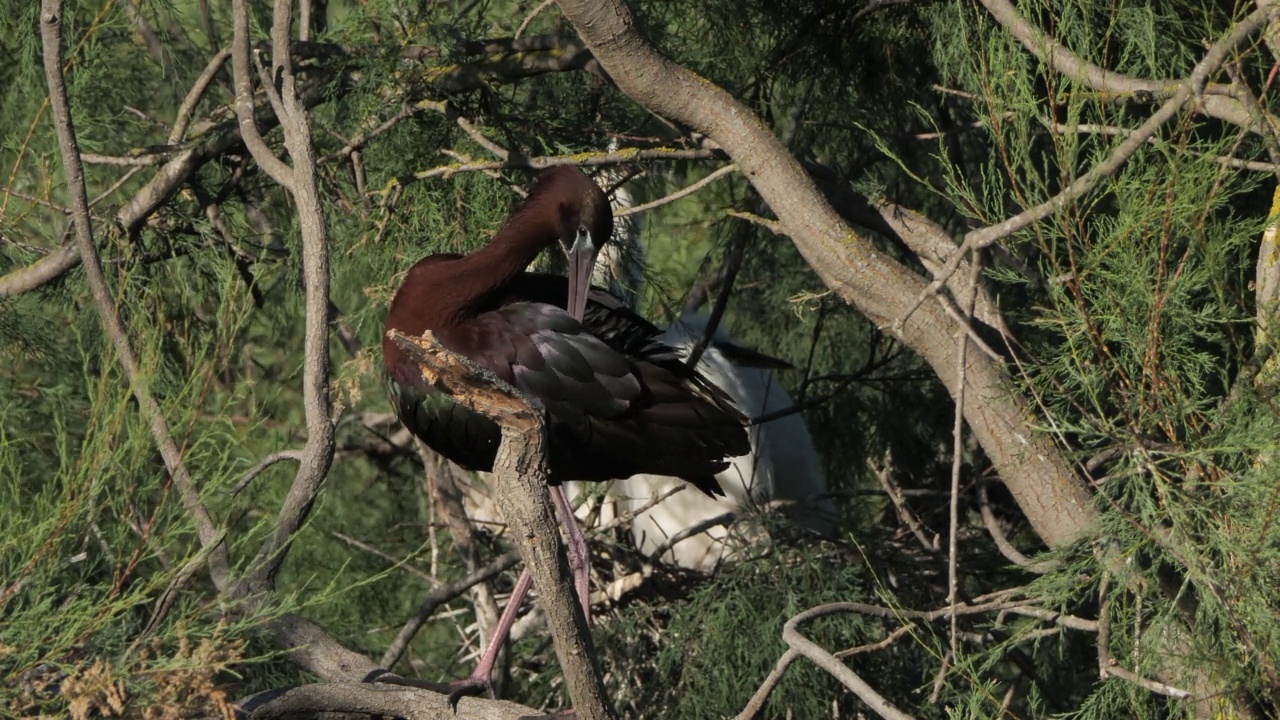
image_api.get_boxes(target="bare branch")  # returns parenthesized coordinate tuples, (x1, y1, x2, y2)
(380, 549, 523, 669)
(515, 0, 557, 39)
(389, 147, 724, 190)
(615, 163, 738, 217)
(869, 453, 938, 552)
(646, 511, 736, 563)
(236, 0, 337, 593)
(230, 0, 295, 188)
(231, 450, 305, 496)
(170, 48, 232, 143)
(978, 0, 1261, 131)
(0, 243, 78, 297)
(1096, 584, 1191, 699)
(39, 0, 231, 589)
(734, 648, 799, 720)
(978, 479, 1056, 573)
(946, 257, 980, 663)
(241, 682, 541, 720)
(782, 605, 917, 720)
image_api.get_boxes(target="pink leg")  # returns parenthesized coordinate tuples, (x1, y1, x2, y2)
(413, 489, 592, 706)
(436, 568, 534, 702)
(549, 484, 592, 625)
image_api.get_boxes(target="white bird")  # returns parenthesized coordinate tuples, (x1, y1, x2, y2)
(569, 165, 836, 570)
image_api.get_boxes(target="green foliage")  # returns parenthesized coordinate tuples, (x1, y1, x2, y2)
(4, 0, 1280, 717)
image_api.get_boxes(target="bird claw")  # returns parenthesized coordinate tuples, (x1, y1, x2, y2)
(371, 673, 494, 709)
(443, 675, 495, 708)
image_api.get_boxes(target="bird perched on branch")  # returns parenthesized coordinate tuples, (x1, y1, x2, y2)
(383, 165, 750, 697)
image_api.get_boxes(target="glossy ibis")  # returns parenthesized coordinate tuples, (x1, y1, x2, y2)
(383, 166, 750, 695)
(572, 172, 835, 569)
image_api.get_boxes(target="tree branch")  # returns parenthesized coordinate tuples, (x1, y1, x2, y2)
(897, 5, 1280, 333)
(242, 682, 541, 720)
(235, 0, 337, 594)
(39, 0, 231, 590)
(978, 0, 1262, 132)
(554, 0, 1094, 549)
(389, 329, 616, 720)
(781, 605, 916, 720)
(230, 0, 295, 188)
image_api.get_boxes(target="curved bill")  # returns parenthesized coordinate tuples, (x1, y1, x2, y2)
(566, 229, 597, 322)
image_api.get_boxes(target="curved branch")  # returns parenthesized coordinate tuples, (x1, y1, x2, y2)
(39, 0, 231, 587)
(231, 450, 305, 496)
(978, 0, 1261, 132)
(236, 0, 336, 593)
(782, 605, 916, 720)
(230, 0, 295, 188)
(978, 479, 1057, 573)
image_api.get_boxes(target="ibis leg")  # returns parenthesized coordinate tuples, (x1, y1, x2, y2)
(549, 484, 592, 625)
(438, 568, 534, 703)
(426, 488, 591, 706)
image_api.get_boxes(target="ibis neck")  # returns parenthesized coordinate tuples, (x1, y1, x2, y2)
(469, 220, 557, 292)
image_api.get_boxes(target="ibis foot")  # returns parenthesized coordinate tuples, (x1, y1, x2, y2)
(371, 671, 494, 708)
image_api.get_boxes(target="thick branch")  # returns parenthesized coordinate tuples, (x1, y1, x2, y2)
(389, 329, 616, 720)
(0, 243, 78, 297)
(243, 682, 540, 720)
(554, 0, 1094, 548)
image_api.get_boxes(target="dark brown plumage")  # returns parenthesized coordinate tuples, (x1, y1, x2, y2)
(383, 167, 749, 494)
(381, 166, 749, 702)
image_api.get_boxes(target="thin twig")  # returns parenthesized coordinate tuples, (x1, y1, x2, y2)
(1096, 579, 1190, 698)
(947, 256, 980, 664)
(385, 147, 724, 191)
(735, 648, 799, 720)
(330, 532, 435, 583)
(646, 511, 736, 563)
(685, 217, 749, 369)
(870, 453, 938, 552)
(90, 166, 144, 207)
(231, 449, 305, 496)
(615, 164, 738, 217)
(515, 0, 557, 38)
(978, 478, 1056, 572)
(170, 48, 232, 144)
(380, 548, 523, 669)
